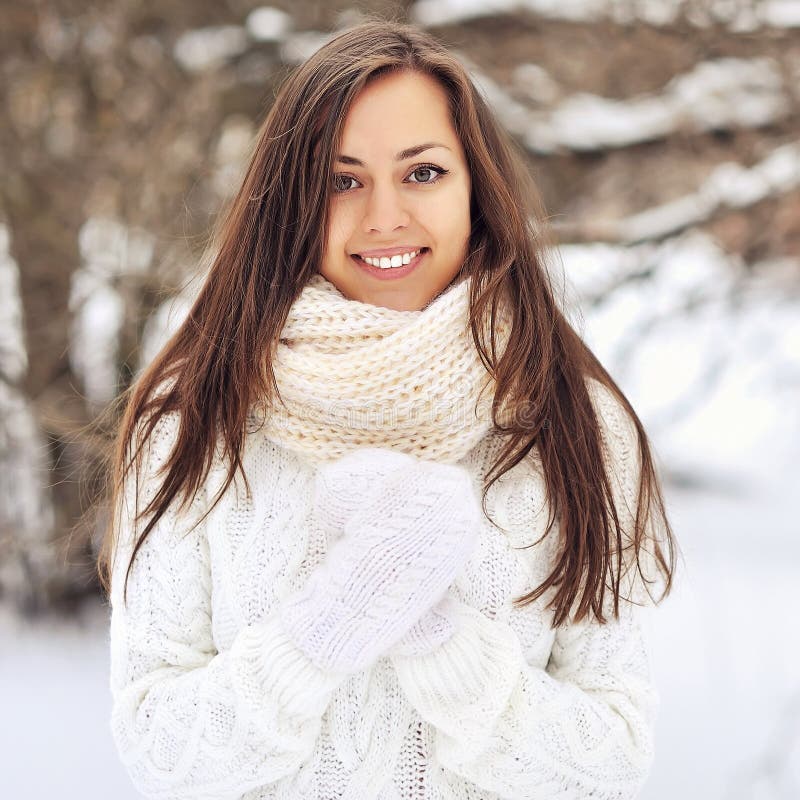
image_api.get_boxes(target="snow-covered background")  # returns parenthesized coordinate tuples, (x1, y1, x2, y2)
(1, 1, 798, 797)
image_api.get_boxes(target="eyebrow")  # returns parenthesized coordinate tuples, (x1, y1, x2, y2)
(335, 142, 451, 166)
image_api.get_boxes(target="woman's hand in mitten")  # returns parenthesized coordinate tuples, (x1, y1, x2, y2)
(311, 447, 472, 660)
(387, 593, 462, 658)
(278, 457, 480, 674)
(312, 447, 417, 536)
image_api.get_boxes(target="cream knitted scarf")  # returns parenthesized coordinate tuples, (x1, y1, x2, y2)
(256, 272, 513, 464)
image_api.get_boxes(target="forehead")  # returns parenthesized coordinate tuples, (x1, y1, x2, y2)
(339, 71, 460, 155)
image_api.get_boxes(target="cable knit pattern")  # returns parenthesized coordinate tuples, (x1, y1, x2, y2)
(108, 376, 662, 799)
(278, 453, 481, 673)
(255, 272, 513, 465)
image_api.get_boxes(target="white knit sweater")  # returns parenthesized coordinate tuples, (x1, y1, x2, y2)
(108, 377, 661, 800)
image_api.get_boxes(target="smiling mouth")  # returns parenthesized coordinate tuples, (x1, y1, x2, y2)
(352, 247, 429, 269)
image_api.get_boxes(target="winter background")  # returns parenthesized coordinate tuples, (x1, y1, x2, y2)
(1, 1, 799, 797)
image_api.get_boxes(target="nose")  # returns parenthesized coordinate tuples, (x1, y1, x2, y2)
(361, 181, 410, 233)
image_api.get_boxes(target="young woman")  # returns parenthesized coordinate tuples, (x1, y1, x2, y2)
(98, 17, 678, 800)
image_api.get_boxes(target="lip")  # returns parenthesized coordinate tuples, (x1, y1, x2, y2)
(354, 246, 426, 258)
(351, 248, 429, 281)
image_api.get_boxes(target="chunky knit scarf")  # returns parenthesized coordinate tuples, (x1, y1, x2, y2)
(256, 272, 513, 464)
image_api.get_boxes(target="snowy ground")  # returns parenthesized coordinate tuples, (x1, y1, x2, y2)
(647, 480, 800, 798)
(2, 469, 798, 799)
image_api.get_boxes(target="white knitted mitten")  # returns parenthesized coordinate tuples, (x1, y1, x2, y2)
(313, 447, 468, 658)
(278, 452, 480, 674)
(387, 593, 461, 658)
(312, 447, 418, 537)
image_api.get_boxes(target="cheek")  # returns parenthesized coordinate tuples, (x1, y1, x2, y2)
(435, 193, 470, 245)
(436, 178, 471, 231)
(326, 203, 357, 247)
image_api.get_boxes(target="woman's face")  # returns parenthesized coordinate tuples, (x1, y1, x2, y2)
(320, 69, 472, 312)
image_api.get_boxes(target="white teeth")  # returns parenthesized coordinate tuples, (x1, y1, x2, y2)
(362, 249, 420, 268)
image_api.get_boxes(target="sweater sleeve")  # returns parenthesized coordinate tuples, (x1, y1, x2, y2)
(390, 594, 658, 799)
(108, 412, 348, 800)
(390, 379, 663, 799)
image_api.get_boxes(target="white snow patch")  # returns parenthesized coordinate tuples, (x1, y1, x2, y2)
(70, 217, 155, 407)
(511, 62, 562, 105)
(413, 0, 517, 26)
(537, 92, 677, 150)
(279, 30, 336, 64)
(78, 216, 154, 279)
(527, 57, 787, 153)
(0, 225, 56, 608)
(559, 229, 799, 491)
(617, 141, 800, 242)
(460, 55, 788, 156)
(138, 290, 196, 373)
(671, 57, 786, 130)
(173, 25, 248, 72)
(245, 6, 292, 42)
(0, 383, 56, 607)
(0, 601, 139, 798)
(412, 0, 800, 30)
(760, 0, 800, 27)
(212, 115, 255, 198)
(0, 224, 27, 382)
(68, 272, 124, 407)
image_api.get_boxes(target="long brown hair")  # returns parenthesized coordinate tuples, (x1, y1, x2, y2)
(96, 15, 679, 625)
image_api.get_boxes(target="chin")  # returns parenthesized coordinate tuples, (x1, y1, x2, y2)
(362, 293, 422, 312)
(368, 282, 436, 312)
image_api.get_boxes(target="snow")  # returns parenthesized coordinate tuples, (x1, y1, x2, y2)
(68, 270, 124, 408)
(673, 58, 786, 130)
(613, 141, 800, 242)
(761, 0, 800, 27)
(173, 26, 249, 72)
(466, 56, 789, 155)
(77, 216, 154, 279)
(0, 224, 27, 382)
(279, 30, 336, 65)
(245, 7, 293, 42)
(413, 0, 517, 27)
(559, 229, 800, 488)
(511, 62, 562, 105)
(69, 217, 155, 408)
(171, 15, 329, 71)
(0, 602, 136, 798)
(213, 115, 256, 198)
(138, 289, 196, 372)
(411, 0, 800, 30)
(0, 225, 56, 609)
(536, 92, 678, 150)
(647, 481, 800, 798)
